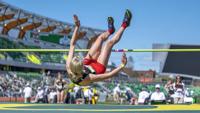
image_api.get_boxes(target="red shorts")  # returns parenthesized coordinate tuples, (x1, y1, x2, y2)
(83, 58, 106, 74)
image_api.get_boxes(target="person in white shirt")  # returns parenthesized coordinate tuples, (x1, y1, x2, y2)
(88, 88, 94, 104)
(83, 87, 93, 104)
(48, 89, 57, 104)
(172, 88, 185, 104)
(34, 87, 44, 103)
(73, 85, 80, 99)
(113, 84, 121, 103)
(138, 87, 150, 104)
(23, 83, 32, 103)
(150, 84, 166, 104)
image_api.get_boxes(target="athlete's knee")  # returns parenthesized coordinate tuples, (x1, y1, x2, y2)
(105, 40, 115, 47)
(108, 38, 119, 45)
(99, 32, 109, 41)
(96, 35, 104, 42)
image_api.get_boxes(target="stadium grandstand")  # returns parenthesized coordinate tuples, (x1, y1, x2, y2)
(0, 1, 105, 72)
(153, 43, 200, 84)
(152, 43, 200, 78)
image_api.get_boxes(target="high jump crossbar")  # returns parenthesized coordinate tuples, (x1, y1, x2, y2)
(1, 49, 200, 52)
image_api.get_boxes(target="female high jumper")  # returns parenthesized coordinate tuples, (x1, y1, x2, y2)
(66, 9, 132, 86)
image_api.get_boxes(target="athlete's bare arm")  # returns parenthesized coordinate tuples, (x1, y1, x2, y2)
(81, 53, 127, 85)
(66, 15, 80, 73)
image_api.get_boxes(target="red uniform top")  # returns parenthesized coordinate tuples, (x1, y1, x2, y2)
(83, 58, 106, 74)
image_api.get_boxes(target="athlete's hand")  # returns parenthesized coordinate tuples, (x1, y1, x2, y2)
(121, 52, 127, 66)
(73, 15, 80, 27)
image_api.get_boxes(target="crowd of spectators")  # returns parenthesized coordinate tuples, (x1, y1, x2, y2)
(111, 75, 194, 105)
(0, 71, 196, 105)
(0, 72, 25, 97)
(0, 71, 104, 104)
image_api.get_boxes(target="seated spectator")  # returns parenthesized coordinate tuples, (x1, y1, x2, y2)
(138, 87, 150, 105)
(150, 84, 166, 104)
(98, 90, 107, 103)
(33, 87, 44, 103)
(76, 87, 84, 99)
(183, 88, 193, 104)
(125, 87, 137, 105)
(119, 92, 127, 105)
(48, 89, 57, 104)
(74, 86, 84, 104)
(23, 83, 32, 103)
(172, 88, 184, 104)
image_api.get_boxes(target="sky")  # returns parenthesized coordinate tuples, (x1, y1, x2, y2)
(4, 0, 200, 72)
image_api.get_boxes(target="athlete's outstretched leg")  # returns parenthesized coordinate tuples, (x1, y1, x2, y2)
(85, 17, 115, 60)
(98, 9, 132, 66)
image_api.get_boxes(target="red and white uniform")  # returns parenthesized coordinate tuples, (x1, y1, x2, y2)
(83, 58, 106, 74)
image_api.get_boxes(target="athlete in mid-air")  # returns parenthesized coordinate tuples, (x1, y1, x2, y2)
(66, 9, 132, 86)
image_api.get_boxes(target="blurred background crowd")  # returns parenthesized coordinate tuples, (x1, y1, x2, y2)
(0, 71, 200, 105)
